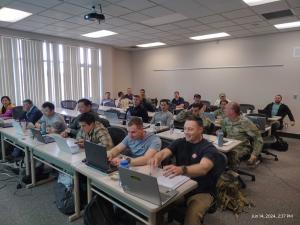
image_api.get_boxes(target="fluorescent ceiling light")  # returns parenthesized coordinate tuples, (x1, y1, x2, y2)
(82, 30, 117, 38)
(190, 32, 230, 41)
(242, 0, 280, 6)
(136, 42, 166, 48)
(0, 7, 32, 22)
(274, 21, 300, 29)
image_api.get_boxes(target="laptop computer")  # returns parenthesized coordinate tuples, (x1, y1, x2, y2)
(0, 119, 13, 128)
(203, 112, 216, 123)
(84, 141, 117, 174)
(246, 116, 267, 131)
(30, 128, 55, 144)
(51, 134, 80, 154)
(104, 111, 121, 124)
(119, 167, 178, 206)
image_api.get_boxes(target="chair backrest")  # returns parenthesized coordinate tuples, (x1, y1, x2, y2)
(201, 100, 211, 107)
(183, 101, 189, 109)
(61, 100, 77, 110)
(107, 126, 127, 146)
(240, 104, 255, 113)
(12, 106, 25, 120)
(150, 98, 158, 107)
(91, 103, 99, 112)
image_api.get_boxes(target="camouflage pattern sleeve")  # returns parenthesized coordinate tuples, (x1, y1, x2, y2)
(242, 118, 263, 156)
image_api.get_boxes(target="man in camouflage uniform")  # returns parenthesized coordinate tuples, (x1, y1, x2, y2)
(213, 99, 228, 119)
(175, 103, 212, 130)
(221, 102, 263, 168)
(76, 112, 114, 150)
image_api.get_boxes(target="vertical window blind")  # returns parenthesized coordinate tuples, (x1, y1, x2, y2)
(0, 36, 102, 107)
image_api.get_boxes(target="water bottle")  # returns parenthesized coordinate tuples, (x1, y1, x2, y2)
(216, 130, 224, 147)
(169, 120, 175, 134)
(119, 159, 130, 186)
(40, 121, 46, 135)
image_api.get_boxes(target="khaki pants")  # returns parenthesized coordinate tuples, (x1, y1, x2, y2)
(184, 193, 214, 225)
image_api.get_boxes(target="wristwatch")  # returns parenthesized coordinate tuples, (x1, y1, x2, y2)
(181, 166, 187, 175)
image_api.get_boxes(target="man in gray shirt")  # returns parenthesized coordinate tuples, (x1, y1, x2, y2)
(35, 102, 67, 133)
(150, 99, 173, 127)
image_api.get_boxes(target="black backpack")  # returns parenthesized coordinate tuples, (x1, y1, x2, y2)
(54, 182, 75, 215)
(271, 137, 289, 151)
(84, 195, 116, 225)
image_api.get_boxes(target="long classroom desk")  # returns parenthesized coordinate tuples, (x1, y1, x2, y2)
(74, 163, 197, 225)
(30, 141, 85, 221)
(157, 129, 242, 153)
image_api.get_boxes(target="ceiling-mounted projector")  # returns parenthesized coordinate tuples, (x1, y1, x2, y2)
(84, 5, 105, 23)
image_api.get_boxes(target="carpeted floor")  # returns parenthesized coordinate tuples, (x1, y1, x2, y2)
(0, 138, 299, 225)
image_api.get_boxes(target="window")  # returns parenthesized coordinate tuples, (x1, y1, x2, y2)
(0, 36, 102, 107)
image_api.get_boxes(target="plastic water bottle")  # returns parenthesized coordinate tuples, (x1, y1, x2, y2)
(40, 121, 46, 135)
(216, 130, 224, 147)
(170, 120, 175, 134)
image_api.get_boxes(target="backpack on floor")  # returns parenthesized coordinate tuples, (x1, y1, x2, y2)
(84, 195, 116, 225)
(271, 137, 288, 151)
(54, 173, 75, 215)
(216, 171, 254, 214)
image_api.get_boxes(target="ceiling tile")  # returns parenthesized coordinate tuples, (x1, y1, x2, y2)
(52, 3, 87, 15)
(197, 15, 226, 24)
(41, 25, 68, 32)
(8, 24, 35, 31)
(19, 0, 62, 8)
(222, 8, 255, 19)
(88, 23, 115, 30)
(155, 24, 180, 31)
(230, 29, 253, 36)
(39, 10, 74, 20)
(188, 24, 211, 32)
(117, 0, 156, 11)
(125, 23, 149, 31)
(52, 21, 80, 29)
(234, 15, 263, 25)
(24, 15, 60, 25)
(174, 19, 202, 28)
(7, 1, 46, 14)
(103, 4, 132, 16)
(222, 25, 244, 32)
(139, 27, 161, 34)
(121, 12, 151, 22)
(104, 18, 131, 26)
(139, 6, 174, 18)
(140, 13, 187, 26)
(11, 20, 46, 29)
(210, 20, 237, 28)
(241, 21, 270, 29)
(250, 26, 278, 33)
(197, 0, 247, 13)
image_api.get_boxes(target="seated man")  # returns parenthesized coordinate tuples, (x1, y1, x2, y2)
(150, 99, 173, 127)
(76, 113, 113, 149)
(150, 116, 225, 225)
(188, 94, 204, 110)
(175, 103, 212, 133)
(124, 88, 133, 100)
(126, 95, 149, 123)
(101, 91, 116, 107)
(35, 102, 67, 133)
(140, 88, 155, 112)
(116, 91, 132, 109)
(214, 93, 231, 106)
(213, 99, 228, 120)
(221, 102, 263, 167)
(171, 91, 185, 109)
(107, 117, 161, 166)
(261, 94, 295, 133)
(20, 99, 43, 124)
(61, 98, 110, 138)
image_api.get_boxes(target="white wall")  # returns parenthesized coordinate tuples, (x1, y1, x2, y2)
(131, 31, 300, 132)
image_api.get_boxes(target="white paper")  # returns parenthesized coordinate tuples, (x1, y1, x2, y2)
(157, 175, 190, 189)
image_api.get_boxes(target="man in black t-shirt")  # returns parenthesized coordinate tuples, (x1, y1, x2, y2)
(150, 116, 225, 225)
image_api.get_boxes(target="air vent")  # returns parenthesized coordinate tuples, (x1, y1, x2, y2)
(262, 9, 294, 20)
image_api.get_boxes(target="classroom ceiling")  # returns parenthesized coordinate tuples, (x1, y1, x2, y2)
(0, 0, 300, 49)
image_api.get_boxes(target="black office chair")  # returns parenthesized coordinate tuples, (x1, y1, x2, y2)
(12, 106, 25, 120)
(61, 100, 77, 110)
(240, 104, 255, 114)
(91, 103, 99, 113)
(107, 126, 127, 146)
(167, 151, 227, 225)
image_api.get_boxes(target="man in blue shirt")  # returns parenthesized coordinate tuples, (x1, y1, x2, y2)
(20, 99, 43, 124)
(171, 91, 185, 109)
(107, 117, 161, 166)
(101, 91, 116, 107)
